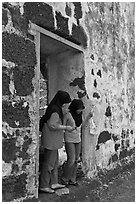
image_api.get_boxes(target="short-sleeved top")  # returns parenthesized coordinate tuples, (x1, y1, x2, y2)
(41, 112, 64, 150)
(64, 112, 81, 143)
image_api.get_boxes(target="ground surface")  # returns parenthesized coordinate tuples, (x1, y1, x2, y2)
(25, 161, 135, 202)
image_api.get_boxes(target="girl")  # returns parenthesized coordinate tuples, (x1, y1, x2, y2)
(39, 90, 74, 193)
(61, 99, 85, 186)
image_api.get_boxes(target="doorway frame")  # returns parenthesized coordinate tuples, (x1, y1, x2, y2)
(28, 22, 84, 198)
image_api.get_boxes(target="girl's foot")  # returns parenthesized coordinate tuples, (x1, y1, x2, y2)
(51, 183, 66, 190)
(39, 187, 55, 193)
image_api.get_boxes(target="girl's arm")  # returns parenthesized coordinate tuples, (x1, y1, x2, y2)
(48, 112, 73, 131)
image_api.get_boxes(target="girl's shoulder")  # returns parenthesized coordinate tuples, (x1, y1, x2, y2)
(64, 112, 72, 120)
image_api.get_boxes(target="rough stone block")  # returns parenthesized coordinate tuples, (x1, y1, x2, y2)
(56, 11, 69, 36)
(2, 173, 27, 201)
(2, 138, 19, 163)
(97, 131, 111, 144)
(72, 24, 87, 48)
(2, 32, 36, 67)
(2, 72, 10, 95)
(23, 2, 54, 30)
(13, 66, 34, 96)
(2, 100, 30, 128)
(2, 8, 8, 26)
(70, 75, 85, 91)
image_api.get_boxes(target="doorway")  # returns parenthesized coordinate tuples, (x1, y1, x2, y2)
(29, 22, 84, 196)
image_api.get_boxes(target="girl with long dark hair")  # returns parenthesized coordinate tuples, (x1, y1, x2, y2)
(61, 99, 85, 186)
(39, 90, 74, 193)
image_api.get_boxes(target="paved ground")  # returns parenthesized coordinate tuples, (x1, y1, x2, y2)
(24, 160, 135, 202)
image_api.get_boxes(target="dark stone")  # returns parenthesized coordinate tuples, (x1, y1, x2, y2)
(93, 92, 100, 99)
(93, 79, 97, 88)
(23, 2, 54, 31)
(56, 11, 69, 36)
(121, 128, 126, 138)
(126, 129, 130, 137)
(77, 91, 86, 99)
(97, 131, 111, 144)
(96, 144, 99, 150)
(2, 72, 10, 95)
(13, 65, 34, 96)
(22, 160, 31, 171)
(16, 129, 20, 136)
(70, 75, 85, 91)
(99, 2, 105, 14)
(90, 54, 94, 60)
(2, 8, 8, 26)
(121, 139, 125, 149)
(2, 173, 27, 201)
(112, 153, 118, 162)
(119, 149, 128, 159)
(11, 163, 19, 174)
(2, 100, 31, 128)
(2, 132, 14, 139)
(2, 32, 36, 67)
(126, 139, 130, 148)
(2, 131, 7, 139)
(127, 148, 134, 157)
(19, 138, 32, 159)
(72, 24, 87, 48)
(111, 134, 119, 142)
(115, 143, 120, 151)
(8, 5, 28, 35)
(73, 2, 82, 25)
(65, 3, 72, 17)
(91, 69, 94, 75)
(108, 157, 111, 165)
(2, 138, 19, 163)
(97, 69, 102, 78)
(130, 130, 133, 134)
(105, 106, 112, 117)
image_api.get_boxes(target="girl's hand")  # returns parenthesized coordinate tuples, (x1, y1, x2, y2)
(66, 126, 74, 132)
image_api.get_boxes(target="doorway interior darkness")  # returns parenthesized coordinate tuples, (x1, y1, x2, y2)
(29, 22, 84, 196)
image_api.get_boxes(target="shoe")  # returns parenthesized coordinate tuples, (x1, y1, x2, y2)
(51, 183, 66, 190)
(39, 187, 55, 193)
(69, 181, 79, 186)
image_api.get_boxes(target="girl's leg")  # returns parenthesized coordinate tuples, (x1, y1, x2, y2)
(62, 142, 75, 183)
(50, 150, 58, 185)
(39, 148, 57, 188)
(70, 142, 81, 183)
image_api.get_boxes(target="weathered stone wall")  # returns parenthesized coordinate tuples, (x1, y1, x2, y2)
(2, 2, 135, 201)
(82, 2, 135, 177)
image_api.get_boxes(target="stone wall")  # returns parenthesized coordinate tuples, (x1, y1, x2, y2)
(2, 2, 135, 201)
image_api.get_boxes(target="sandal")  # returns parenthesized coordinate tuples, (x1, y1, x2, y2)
(51, 183, 66, 190)
(39, 187, 55, 193)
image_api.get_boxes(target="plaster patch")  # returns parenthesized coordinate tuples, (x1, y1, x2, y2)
(2, 161, 12, 177)
(27, 143, 37, 156)
(2, 59, 16, 69)
(26, 176, 36, 195)
(9, 79, 16, 95)
(14, 121, 20, 126)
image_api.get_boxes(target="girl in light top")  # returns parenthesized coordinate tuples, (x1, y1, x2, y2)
(61, 99, 85, 186)
(39, 90, 74, 193)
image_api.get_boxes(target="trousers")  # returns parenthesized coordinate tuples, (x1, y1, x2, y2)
(39, 148, 58, 188)
(62, 142, 81, 182)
